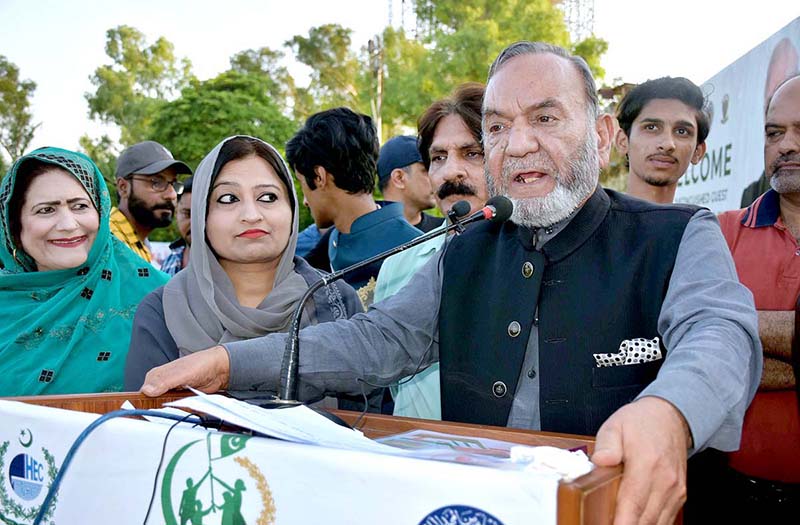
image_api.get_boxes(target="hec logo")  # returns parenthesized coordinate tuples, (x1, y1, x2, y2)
(9, 453, 45, 500)
(0, 431, 60, 524)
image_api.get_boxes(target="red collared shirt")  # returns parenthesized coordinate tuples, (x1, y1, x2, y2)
(719, 189, 800, 483)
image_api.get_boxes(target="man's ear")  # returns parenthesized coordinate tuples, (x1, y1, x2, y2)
(390, 168, 407, 190)
(691, 142, 707, 164)
(313, 166, 330, 189)
(595, 113, 616, 168)
(614, 127, 630, 156)
(116, 177, 131, 200)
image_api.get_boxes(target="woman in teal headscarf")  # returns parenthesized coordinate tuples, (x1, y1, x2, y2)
(0, 147, 168, 396)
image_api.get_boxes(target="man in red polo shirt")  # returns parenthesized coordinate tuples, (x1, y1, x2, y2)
(718, 74, 800, 519)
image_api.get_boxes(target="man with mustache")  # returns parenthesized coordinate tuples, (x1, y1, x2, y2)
(143, 42, 761, 524)
(374, 83, 488, 419)
(615, 77, 709, 204)
(718, 74, 800, 520)
(111, 141, 191, 262)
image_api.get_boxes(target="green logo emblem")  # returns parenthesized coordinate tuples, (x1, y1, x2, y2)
(161, 434, 275, 525)
(18, 430, 32, 449)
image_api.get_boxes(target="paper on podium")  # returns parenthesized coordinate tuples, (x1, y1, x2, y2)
(165, 388, 402, 455)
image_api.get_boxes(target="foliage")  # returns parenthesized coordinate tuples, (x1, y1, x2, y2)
(149, 70, 296, 170)
(79, 134, 119, 203)
(413, 0, 572, 87)
(85, 25, 193, 146)
(285, 24, 362, 118)
(572, 35, 609, 79)
(229, 46, 296, 114)
(0, 55, 38, 161)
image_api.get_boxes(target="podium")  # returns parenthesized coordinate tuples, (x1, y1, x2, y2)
(5, 392, 622, 525)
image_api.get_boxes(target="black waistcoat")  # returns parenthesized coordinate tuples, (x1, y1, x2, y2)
(439, 188, 699, 435)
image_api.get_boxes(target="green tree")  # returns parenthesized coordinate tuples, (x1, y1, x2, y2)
(412, 0, 605, 88)
(352, 1, 609, 139)
(359, 26, 433, 137)
(0, 55, 38, 161)
(85, 25, 193, 146)
(285, 24, 362, 118)
(229, 47, 296, 114)
(79, 134, 119, 203)
(149, 70, 296, 169)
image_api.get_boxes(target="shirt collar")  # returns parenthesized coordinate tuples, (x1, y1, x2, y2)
(514, 185, 609, 262)
(741, 189, 780, 228)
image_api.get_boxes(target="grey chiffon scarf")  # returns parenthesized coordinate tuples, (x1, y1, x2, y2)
(163, 136, 308, 355)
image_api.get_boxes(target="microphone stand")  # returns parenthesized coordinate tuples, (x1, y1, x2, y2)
(278, 207, 498, 402)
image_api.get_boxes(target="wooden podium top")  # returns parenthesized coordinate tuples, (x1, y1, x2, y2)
(6, 391, 622, 525)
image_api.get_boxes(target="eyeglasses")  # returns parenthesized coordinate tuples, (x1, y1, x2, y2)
(127, 175, 184, 194)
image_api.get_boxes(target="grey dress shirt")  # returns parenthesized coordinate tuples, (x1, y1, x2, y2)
(225, 209, 761, 453)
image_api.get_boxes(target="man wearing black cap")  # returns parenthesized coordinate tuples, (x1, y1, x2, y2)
(378, 136, 443, 233)
(111, 140, 192, 262)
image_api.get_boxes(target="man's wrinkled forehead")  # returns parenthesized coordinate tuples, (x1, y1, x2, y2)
(483, 52, 588, 116)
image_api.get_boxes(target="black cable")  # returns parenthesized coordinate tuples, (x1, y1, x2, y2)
(32, 409, 203, 525)
(142, 412, 197, 524)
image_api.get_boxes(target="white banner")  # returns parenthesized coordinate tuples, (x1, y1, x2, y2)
(0, 400, 558, 525)
(674, 17, 800, 212)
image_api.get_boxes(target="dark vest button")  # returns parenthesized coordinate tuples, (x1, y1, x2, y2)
(492, 381, 508, 398)
(507, 321, 521, 337)
(527, 367, 537, 379)
(522, 261, 534, 278)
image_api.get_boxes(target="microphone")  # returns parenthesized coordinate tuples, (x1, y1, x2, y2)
(459, 195, 514, 226)
(447, 200, 472, 225)
(278, 195, 513, 402)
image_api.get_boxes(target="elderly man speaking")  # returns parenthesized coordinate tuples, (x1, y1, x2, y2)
(143, 42, 761, 524)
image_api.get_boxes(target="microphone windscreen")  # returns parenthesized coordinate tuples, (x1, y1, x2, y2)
(450, 200, 471, 219)
(487, 196, 513, 223)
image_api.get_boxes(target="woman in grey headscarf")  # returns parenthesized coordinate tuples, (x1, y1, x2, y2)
(124, 136, 362, 390)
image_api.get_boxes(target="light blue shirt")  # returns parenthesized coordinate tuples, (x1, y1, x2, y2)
(374, 224, 447, 420)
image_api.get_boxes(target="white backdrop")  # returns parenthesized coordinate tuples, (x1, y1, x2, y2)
(674, 17, 800, 212)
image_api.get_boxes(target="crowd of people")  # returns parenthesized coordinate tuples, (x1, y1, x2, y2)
(1, 40, 798, 521)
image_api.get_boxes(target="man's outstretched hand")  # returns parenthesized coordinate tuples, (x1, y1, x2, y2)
(141, 345, 230, 397)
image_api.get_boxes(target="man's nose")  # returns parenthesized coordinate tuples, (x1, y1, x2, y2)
(658, 134, 676, 153)
(163, 184, 178, 202)
(505, 124, 540, 157)
(441, 157, 467, 183)
(778, 129, 800, 155)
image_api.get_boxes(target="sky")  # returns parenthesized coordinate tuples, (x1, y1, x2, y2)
(1, 0, 800, 158)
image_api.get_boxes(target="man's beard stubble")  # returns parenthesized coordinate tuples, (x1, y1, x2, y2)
(770, 153, 800, 194)
(128, 190, 175, 229)
(485, 131, 600, 229)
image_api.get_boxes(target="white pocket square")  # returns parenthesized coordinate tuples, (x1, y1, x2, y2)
(593, 337, 663, 367)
